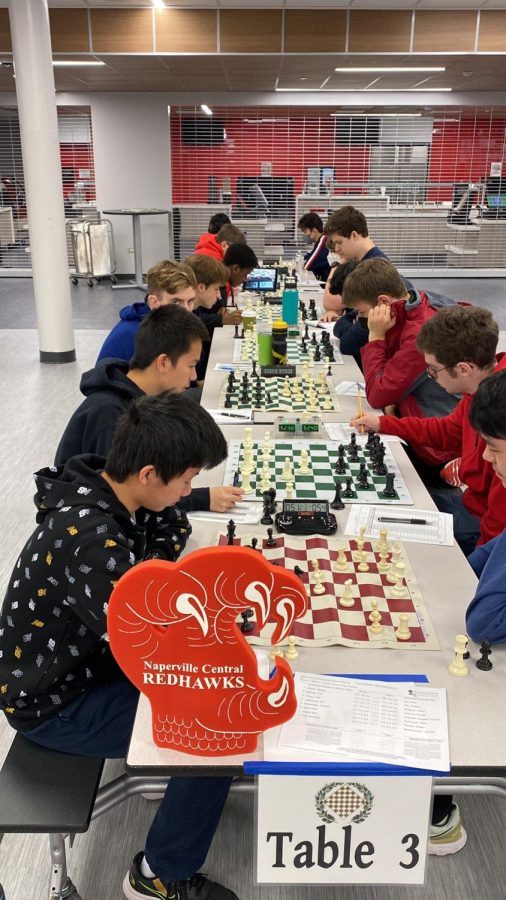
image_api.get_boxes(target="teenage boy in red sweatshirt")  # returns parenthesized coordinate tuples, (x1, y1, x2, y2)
(351, 305, 506, 556)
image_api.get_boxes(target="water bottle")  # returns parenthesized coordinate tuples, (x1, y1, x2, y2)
(272, 320, 288, 365)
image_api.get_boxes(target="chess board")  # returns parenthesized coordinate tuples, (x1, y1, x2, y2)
(216, 532, 439, 650)
(223, 438, 413, 504)
(218, 374, 340, 414)
(232, 336, 344, 366)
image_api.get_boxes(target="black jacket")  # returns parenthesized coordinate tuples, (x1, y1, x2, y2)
(54, 359, 209, 512)
(0, 456, 191, 731)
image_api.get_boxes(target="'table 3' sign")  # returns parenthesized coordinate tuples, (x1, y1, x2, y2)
(256, 775, 432, 885)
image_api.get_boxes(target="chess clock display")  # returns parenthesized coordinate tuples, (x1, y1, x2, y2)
(275, 415, 320, 437)
(275, 499, 338, 535)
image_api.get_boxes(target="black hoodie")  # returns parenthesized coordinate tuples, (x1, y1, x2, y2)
(0, 456, 190, 732)
(54, 358, 209, 512)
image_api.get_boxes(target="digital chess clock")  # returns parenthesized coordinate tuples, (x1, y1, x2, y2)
(275, 415, 321, 437)
(275, 500, 338, 535)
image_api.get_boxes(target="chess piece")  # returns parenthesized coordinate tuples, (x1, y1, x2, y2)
(298, 449, 311, 474)
(269, 645, 284, 661)
(285, 481, 294, 499)
(339, 579, 355, 608)
(387, 542, 403, 583)
(391, 561, 408, 597)
(268, 488, 277, 515)
(226, 519, 236, 545)
(332, 545, 349, 572)
(395, 613, 411, 641)
(381, 472, 396, 498)
(266, 527, 277, 547)
(234, 324, 239, 339)
(377, 547, 390, 573)
(476, 639, 493, 671)
(281, 457, 293, 480)
(293, 565, 305, 580)
(330, 480, 345, 511)
(369, 599, 383, 634)
(311, 559, 326, 595)
(448, 633, 469, 676)
(240, 464, 253, 494)
(261, 492, 274, 526)
(342, 476, 354, 498)
(240, 609, 254, 633)
(250, 537, 260, 552)
(285, 635, 299, 660)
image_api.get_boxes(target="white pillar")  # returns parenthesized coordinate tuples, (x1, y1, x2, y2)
(8, 0, 75, 363)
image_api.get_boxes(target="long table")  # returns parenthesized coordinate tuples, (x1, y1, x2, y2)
(127, 301, 506, 804)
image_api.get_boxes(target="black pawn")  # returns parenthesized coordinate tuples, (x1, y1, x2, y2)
(268, 487, 277, 514)
(476, 640, 493, 671)
(266, 527, 277, 547)
(330, 480, 345, 510)
(234, 324, 239, 339)
(293, 565, 305, 580)
(327, 364, 332, 377)
(304, 324, 309, 341)
(250, 537, 261, 553)
(252, 360, 257, 377)
(381, 472, 396, 498)
(342, 476, 354, 498)
(314, 346, 321, 363)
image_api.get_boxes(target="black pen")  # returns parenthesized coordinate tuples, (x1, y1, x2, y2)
(377, 516, 427, 525)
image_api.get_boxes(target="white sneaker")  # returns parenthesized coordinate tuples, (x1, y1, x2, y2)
(429, 803, 467, 855)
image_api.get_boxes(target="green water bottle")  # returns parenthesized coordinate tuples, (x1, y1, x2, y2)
(257, 323, 273, 365)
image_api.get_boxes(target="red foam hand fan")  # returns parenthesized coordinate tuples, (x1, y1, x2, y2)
(107, 545, 308, 756)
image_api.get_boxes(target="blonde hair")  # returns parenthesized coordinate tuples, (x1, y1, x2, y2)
(184, 254, 228, 287)
(146, 260, 197, 299)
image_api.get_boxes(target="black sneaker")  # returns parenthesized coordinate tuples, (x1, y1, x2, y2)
(123, 852, 239, 900)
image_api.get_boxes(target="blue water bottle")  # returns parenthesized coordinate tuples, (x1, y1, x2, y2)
(282, 287, 299, 326)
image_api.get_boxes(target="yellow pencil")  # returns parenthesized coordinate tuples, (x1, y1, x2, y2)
(357, 386, 364, 433)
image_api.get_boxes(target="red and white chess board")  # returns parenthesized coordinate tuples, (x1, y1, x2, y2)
(217, 532, 439, 651)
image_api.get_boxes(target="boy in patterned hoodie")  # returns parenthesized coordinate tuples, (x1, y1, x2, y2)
(0, 392, 239, 900)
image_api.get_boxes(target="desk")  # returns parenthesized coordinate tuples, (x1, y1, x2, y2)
(103, 208, 168, 290)
(127, 432, 506, 783)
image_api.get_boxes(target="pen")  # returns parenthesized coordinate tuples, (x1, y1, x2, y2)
(218, 411, 252, 419)
(377, 516, 427, 525)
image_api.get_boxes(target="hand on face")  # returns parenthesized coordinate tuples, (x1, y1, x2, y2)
(367, 303, 396, 341)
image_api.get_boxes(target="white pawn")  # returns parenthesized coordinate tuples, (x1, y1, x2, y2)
(285, 635, 299, 660)
(269, 644, 284, 661)
(282, 377, 291, 398)
(369, 600, 383, 634)
(377, 548, 390, 573)
(311, 559, 326, 595)
(339, 579, 355, 608)
(448, 634, 469, 677)
(395, 613, 411, 641)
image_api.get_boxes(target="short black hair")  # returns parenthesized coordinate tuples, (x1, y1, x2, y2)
(298, 212, 323, 233)
(469, 370, 506, 440)
(129, 305, 208, 370)
(224, 242, 258, 269)
(105, 391, 228, 484)
(329, 260, 358, 295)
(208, 212, 231, 234)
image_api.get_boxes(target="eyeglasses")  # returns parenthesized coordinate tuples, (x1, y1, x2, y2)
(426, 363, 452, 379)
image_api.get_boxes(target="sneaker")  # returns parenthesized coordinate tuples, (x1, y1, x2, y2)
(123, 852, 239, 900)
(429, 803, 467, 856)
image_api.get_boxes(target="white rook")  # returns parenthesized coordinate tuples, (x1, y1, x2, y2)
(8, 0, 75, 363)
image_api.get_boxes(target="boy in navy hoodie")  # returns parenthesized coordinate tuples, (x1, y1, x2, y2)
(297, 212, 330, 281)
(0, 392, 239, 900)
(96, 261, 197, 363)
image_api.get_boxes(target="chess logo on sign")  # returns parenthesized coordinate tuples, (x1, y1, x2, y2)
(315, 782, 374, 825)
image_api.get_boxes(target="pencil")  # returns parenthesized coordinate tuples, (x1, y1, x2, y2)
(357, 386, 364, 433)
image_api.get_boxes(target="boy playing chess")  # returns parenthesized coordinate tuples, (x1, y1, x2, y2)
(351, 306, 506, 556)
(466, 370, 506, 642)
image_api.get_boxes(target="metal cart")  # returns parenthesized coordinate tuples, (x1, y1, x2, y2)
(68, 216, 117, 287)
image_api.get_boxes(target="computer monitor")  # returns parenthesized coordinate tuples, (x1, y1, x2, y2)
(242, 267, 278, 293)
(486, 194, 506, 209)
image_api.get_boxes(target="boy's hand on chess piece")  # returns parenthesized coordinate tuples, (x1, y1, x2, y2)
(367, 302, 396, 341)
(222, 307, 242, 326)
(209, 485, 244, 512)
(349, 412, 381, 433)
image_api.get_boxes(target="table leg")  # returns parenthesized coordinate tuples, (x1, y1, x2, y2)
(132, 213, 145, 289)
